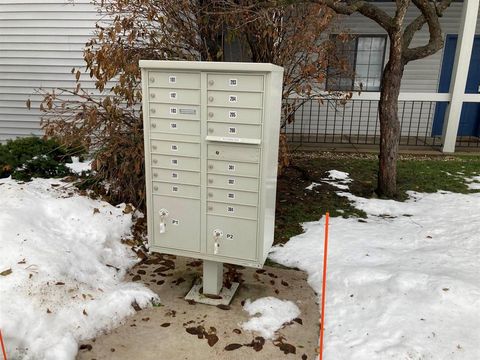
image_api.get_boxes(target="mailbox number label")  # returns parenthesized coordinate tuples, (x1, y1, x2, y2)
(228, 127, 237, 134)
(171, 172, 178, 179)
(169, 92, 177, 99)
(228, 164, 235, 171)
(169, 75, 176, 83)
(171, 219, 179, 225)
(171, 144, 178, 151)
(227, 206, 235, 213)
(229, 95, 237, 103)
(227, 193, 235, 199)
(170, 107, 177, 115)
(229, 79, 237, 86)
(171, 158, 178, 165)
(172, 186, 178, 192)
(228, 178, 235, 185)
(229, 111, 237, 119)
(170, 122, 178, 129)
(226, 233, 234, 240)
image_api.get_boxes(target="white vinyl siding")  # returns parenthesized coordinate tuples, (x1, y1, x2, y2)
(0, 0, 98, 142)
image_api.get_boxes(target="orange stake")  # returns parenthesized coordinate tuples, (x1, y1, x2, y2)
(0, 329, 7, 360)
(319, 212, 330, 360)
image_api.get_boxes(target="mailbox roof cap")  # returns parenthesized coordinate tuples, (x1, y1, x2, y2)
(139, 60, 284, 73)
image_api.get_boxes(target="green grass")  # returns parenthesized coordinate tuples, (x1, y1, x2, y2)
(274, 152, 480, 245)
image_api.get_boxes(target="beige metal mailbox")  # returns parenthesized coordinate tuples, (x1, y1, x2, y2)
(140, 60, 284, 300)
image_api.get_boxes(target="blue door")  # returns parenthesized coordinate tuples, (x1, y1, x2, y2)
(432, 35, 480, 136)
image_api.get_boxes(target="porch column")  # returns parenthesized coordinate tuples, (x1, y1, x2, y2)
(441, 0, 479, 153)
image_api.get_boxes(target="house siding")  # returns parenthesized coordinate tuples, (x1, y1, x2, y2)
(287, 2, 480, 140)
(0, 0, 98, 142)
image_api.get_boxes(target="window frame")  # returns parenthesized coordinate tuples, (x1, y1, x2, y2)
(326, 34, 388, 92)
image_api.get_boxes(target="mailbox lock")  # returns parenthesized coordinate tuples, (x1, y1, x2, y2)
(213, 229, 223, 255)
(208, 96, 214, 102)
(159, 208, 169, 234)
(151, 109, 156, 114)
(208, 164, 213, 170)
(154, 186, 159, 191)
(208, 128, 214, 133)
(208, 178, 213, 184)
(149, 77, 155, 83)
(151, 123, 156, 128)
(150, 93, 156, 98)
(153, 173, 158, 178)
(208, 206, 213, 211)
(215, 151, 220, 155)
(152, 145, 157, 150)
(208, 112, 214, 118)
(208, 80, 215, 86)
(153, 159, 158, 164)
(208, 192, 213, 197)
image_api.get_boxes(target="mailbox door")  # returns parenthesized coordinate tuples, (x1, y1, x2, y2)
(152, 196, 200, 252)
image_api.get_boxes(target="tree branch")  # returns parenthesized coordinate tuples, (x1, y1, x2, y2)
(402, 0, 453, 61)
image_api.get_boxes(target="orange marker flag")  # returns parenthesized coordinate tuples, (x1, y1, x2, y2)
(319, 212, 330, 360)
(0, 329, 7, 360)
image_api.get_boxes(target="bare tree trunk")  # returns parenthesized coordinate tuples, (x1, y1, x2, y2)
(377, 33, 404, 197)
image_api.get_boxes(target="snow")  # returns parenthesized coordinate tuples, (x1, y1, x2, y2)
(464, 175, 480, 190)
(65, 156, 92, 174)
(0, 177, 158, 360)
(241, 297, 301, 339)
(306, 170, 352, 191)
(270, 190, 480, 359)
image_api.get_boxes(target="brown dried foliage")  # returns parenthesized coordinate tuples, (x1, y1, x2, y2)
(39, 0, 345, 207)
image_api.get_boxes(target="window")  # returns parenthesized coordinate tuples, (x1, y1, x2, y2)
(327, 35, 387, 92)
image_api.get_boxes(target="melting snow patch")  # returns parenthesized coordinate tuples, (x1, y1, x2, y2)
(241, 297, 301, 339)
(270, 190, 480, 359)
(66, 156, 92, 174)
(465, 175, 480, 190)
(0, 178, 158, 360)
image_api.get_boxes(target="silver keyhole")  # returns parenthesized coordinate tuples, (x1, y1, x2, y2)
(208, 193, 213, 197)
(208, 112, 214, 118)
(208, 206, 213, 211)
(149, 77, 155, 83)
(150, 93, 156, 98)
(154, 186, 158, 191)
(151, 109, 156, 114)
(209, 80, 214, 86)
(208, 96, 214, 102)
(152, 123, 156, 128)
(153, 159, 158, 164)
(208, 128, 214, 133)
(208, 165, 213, 169)
(208, 178, 213, 184)
(153, 173, 158, 177)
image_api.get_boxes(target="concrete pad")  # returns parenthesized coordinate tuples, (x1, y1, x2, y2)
(76, 254, 319, 360)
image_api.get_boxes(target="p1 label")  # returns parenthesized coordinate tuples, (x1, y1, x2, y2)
(171, 219, 179, 226)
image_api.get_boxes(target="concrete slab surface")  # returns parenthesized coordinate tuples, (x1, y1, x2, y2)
(76, 254, 319, 360)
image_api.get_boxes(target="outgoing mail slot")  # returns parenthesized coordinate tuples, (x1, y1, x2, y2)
(150, 103, 200, 120)
(207, 107, 262, 124)
(207, 201, 257, 220)
(149, 88, 201, 104)
(149, 71, 200, 89)
(151, 140, 200, 157)
(153, 182, 200, 199)
(207, 91, 263, 108)
(152, 169, 200, 185)
(207, 74, 264, 92)
(151, 118, 200, 136)
(207, 122, 261, 141)
(207, 160, 259, 177)
(151, 154, 200, 171)
(207, 143, 260, 162)
(207, 188, 258, 206)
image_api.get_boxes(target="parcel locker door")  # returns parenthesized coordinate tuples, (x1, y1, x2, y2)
(152, 196, 200, 253)
(207, 215, 257, 261)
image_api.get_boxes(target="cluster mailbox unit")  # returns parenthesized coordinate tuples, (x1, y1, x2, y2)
(140, 60, 284, 302)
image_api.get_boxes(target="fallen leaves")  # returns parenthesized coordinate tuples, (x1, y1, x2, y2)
(225, 343, 243, 351)
(161, 322, 170, 327)
(216, 304, 230, 311)
(79, 344, 92, 351)
(0, 268, 12, 276)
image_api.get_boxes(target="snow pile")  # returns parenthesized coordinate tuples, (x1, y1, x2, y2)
(0, 178, 158, 360)
(241, 297, 301, 339)
(66, 156, 92, 174)
(464, 175, 480, 190)
(305, 170, 352, 191)
(270, 191, 480, 359)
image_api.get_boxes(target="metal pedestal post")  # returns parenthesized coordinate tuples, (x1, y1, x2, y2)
(202, 260, 223, 295)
